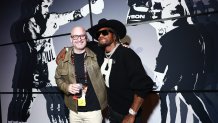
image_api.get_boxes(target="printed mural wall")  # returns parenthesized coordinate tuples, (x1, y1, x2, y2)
(0, 0, 218, 123)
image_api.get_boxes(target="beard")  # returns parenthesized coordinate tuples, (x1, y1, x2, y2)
(34, 12, 49, 35)
(98, 38, 113, 48)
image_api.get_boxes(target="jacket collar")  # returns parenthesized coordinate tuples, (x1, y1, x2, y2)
(63, 47, 95, 62)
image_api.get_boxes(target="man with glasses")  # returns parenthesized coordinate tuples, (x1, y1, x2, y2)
(87, 18, 154, 123)
(55, 26, 107, 123)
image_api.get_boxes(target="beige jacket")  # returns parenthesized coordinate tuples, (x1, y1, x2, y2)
(55, 47, 107, 112)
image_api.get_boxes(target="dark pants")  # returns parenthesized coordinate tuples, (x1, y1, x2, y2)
(109, 108, 142, 123)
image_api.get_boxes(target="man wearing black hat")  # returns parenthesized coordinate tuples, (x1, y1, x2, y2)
(87, 18, 154, 123)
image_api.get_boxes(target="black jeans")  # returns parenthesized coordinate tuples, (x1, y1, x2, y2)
(109, 108, 142, 123)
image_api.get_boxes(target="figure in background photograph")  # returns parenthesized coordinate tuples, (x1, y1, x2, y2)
(149, 0, 213, 123)
(126, 0, 215, 122)
(8, 0, 104, 122)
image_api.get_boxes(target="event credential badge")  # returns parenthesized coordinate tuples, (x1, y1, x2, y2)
(78, 94, 86, 106)
(78, 86, 87, 106)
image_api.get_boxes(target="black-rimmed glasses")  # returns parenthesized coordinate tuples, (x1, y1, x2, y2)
(71, 35, 86, 40)
(96, 30, 113, 38)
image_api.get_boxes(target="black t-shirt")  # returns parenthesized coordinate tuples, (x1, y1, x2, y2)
(74, 53, 101, 112)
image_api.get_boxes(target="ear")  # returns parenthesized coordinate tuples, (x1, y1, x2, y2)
(36, 5, 40, 10)
(35, 5, 39, 13)
(113, 33, 119, 42)
(70, 38, 75, 47)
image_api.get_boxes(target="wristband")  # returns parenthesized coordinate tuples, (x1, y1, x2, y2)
(129, 108, 137, 115)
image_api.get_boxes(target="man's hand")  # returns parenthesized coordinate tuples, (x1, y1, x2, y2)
(90, 0, 104, 14)
(56, 48, 66, 64)
(81, 0, 104, 16)
(68, 84, 81, 94)
(122, 114, 135, 123)
(153, 71, 165, 91)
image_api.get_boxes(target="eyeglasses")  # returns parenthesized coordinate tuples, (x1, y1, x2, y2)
(96, 30, 113, 38)
(71, 35, 86, 40)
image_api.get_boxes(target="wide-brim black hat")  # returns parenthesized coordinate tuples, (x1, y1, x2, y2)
(87, 18, 127, 40)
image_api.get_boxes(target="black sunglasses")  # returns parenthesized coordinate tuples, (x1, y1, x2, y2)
(96, 30, 113, 38)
